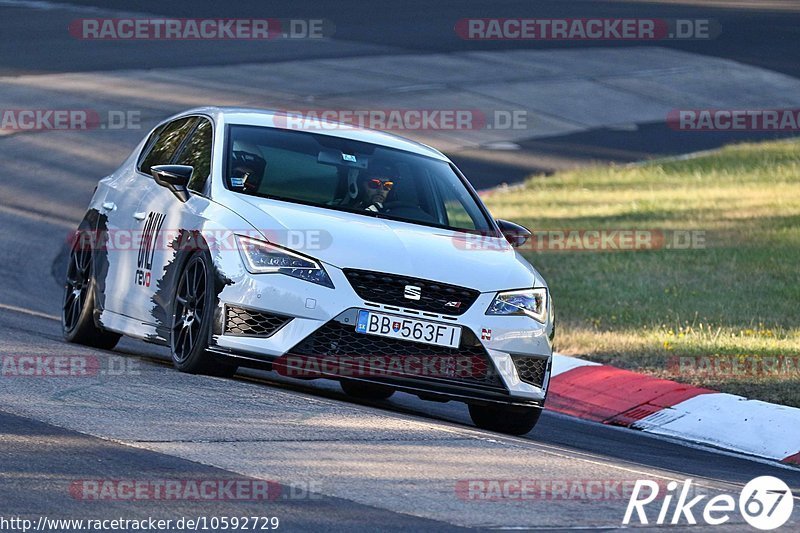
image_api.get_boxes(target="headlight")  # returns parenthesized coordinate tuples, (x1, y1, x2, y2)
(487, 288, 548, 323)
(236, 235, 334, 288)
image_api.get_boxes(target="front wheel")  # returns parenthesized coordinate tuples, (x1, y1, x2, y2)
(62, 240, 121, 350)
(468, 403, 542, 435)
(170, 252, 237, 378)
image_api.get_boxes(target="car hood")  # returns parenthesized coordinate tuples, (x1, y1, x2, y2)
(227, 195, 545, 293)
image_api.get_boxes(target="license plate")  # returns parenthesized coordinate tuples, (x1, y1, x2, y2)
(355, 310, 462, 348)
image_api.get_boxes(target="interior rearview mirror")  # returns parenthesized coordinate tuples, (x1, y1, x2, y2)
(317, 149, 368, 169)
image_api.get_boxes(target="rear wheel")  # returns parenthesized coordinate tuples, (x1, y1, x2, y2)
(170, 252, 237, 378)
(468, 403, 542, 435)
(340, 380, 395, 400)
(62, 240, 121, 350)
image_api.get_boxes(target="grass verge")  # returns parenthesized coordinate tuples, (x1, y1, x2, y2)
(482, 139, 800, 406)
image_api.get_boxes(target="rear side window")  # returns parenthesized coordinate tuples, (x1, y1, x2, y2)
(138, 117, 198, 174)
(174, 118, 213, 193)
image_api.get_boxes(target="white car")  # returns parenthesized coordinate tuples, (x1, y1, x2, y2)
(62, 107, 554, 435)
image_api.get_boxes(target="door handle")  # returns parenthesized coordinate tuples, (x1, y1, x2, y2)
(101, 201, 116, 212)
(133, 212, 147, 221)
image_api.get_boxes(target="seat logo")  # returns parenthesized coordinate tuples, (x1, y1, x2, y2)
(403, 285, 422, 300)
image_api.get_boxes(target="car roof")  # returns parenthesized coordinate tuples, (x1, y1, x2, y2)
(170, 106, 450, 162)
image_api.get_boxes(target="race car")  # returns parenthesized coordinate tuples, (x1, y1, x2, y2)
(62, 107, 554, 435)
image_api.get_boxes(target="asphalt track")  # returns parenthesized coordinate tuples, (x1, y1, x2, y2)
(1, 0, 799, 530)
(1, 0, 799, 181)
(2, 0, 799, 78)
(0, 104, 798, 531)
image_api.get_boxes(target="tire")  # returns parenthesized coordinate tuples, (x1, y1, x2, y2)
(340, 380, 395, 400)
(468, 403, 542, 435)
(170, 252, 238, 378)
(62, 240, 121, 350)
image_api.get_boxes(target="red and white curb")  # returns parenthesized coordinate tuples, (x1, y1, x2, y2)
(548, 354, 800, 466)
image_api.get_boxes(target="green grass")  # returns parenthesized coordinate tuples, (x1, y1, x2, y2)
(482, 139, 800, 406)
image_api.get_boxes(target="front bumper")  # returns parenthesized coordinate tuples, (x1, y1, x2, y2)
(209, 255, 553, 405)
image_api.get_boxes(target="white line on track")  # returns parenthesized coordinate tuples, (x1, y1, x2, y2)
(0, 302, 58, 321)
(0, 203, 77, 229)
(546, 410, 800, 477)
(0, 0, 152, 16)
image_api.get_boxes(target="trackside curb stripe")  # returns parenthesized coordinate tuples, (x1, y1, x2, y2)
(546, 357, 800, 465)
(550, 353, 600, 377)
(635, 393, 800, 462)
(547, 364, 713, 424)
(784, 452, 800, 465)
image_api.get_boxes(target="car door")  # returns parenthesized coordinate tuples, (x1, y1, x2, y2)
(103, 116, 198, 319)
(126, 117, 215, 336)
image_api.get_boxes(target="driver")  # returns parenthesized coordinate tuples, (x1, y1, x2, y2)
(344, 173, 395, 212)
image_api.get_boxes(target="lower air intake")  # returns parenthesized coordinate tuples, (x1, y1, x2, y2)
(511, 355, 548, 388)
(224, 306, 291, 337)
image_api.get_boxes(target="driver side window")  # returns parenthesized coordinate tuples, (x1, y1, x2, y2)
(174, 118, 213, 193)
(138, 117, 198, 175)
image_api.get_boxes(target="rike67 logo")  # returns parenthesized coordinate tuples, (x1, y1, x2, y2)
(624, 476, 794, 530)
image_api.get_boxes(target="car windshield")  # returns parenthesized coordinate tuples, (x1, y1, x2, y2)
(225, 124, 495, 233)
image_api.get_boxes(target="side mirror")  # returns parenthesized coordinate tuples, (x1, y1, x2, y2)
(496, 219, 532, 248)
(151, 164, 193, 202)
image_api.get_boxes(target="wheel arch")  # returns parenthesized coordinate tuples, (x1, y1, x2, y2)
(152, 229, 232, 342)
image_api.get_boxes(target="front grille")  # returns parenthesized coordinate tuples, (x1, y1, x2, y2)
(224, 306, 292, 337)
(511, 355, 548, 388)
(288, 320, 503, 388)
(343, 269, 480, 316)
